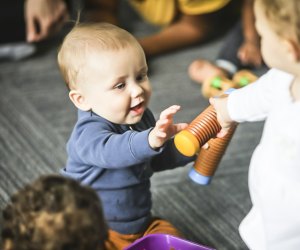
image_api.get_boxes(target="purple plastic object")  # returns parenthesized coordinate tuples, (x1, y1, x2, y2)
(123, 234, 215, 250)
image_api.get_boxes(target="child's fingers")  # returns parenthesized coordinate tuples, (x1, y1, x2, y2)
(209, 97, 215, 106)
(156, 119, 169, 129)
(173, 123, 188, 133)
(156, 130, 167, 138)
(202, 142, 209, 150)
(161, 105, 180, 118)
(160, 105, 180, 119)
(216, 128, 229, 138)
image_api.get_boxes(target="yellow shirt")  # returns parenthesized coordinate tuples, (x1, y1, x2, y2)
(129, 0, 231, 26)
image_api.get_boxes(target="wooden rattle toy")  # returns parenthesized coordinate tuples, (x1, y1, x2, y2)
(201, 70, 257, 99)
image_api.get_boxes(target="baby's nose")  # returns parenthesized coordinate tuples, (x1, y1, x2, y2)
(131, 83, 143, 97)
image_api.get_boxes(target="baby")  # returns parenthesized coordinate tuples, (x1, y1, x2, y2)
(210, 0, 300, 249)
(57, 22, 194, 249)
(1, 175, 107, 250)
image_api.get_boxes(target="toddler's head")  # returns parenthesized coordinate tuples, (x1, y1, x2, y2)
(254, 0, 300, 73)
(58, 22, 152, 125)
(1, 175, 107, 250)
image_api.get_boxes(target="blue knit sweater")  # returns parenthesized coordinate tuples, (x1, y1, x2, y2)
(61, 109, 194, 234)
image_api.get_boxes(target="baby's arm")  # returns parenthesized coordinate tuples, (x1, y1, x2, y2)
(148, 105, 188, 149)
(73, 107, 186, 168)
(210, 69, 294, 137)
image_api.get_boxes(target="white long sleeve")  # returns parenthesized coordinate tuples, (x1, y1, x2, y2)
(227, 68, 294, 122)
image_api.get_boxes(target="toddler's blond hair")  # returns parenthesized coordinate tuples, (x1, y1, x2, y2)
(258, 0, 300, 42)
(57, 22, 142, 89)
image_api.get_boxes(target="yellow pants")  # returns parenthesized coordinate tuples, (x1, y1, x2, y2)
(105, 218, 183, 250)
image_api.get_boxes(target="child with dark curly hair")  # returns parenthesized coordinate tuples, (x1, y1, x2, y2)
(1, 175, 108, 250)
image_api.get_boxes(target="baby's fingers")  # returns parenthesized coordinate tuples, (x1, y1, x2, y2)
(173, 123, 188, 133)
(156, 119, 168, 129)
(156, 130, 167, 138)
(202, 142, 209, 150)
(160, 105, 180, 119)
(216, 128, 229, 138)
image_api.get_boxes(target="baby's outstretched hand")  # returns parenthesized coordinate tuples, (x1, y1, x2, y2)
(148, 105, 187, 149)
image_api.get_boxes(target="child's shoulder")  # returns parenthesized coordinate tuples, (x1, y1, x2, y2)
(75, 110, 114, 130)
(77, 110, 104, 122)
(267, 68, 294, 83)
(254, 68, 294, 98)
(73, 108, 156, 133)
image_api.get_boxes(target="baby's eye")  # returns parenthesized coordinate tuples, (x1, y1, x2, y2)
(136, 73, 147, 82)
(115, 82, 126, 89)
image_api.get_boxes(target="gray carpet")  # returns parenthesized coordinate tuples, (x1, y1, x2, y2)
(0, 2, 267, 249)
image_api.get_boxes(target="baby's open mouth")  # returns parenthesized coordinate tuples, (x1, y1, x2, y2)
(130, 102, 144, 114)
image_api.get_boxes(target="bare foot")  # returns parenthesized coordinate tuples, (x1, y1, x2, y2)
(188, 59, 228, 84)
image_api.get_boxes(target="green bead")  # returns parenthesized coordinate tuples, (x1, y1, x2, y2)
(239, 77, 249, 87)
(211, 76, 222, 89)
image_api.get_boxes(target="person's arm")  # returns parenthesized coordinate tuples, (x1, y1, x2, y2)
(139, 14, 210, 57)
(210, 69, 294, 137)
(73, 106, 186, 168)
(83, 0, 119, 25)
(237, 0, 262, 66)
(24, 0, 69, 42)
(73, 120, 158, 168)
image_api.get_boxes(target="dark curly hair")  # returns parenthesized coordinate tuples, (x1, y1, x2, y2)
(1, 175, 108, 250)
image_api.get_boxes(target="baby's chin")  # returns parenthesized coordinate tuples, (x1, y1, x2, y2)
(126, 115, 143, 125)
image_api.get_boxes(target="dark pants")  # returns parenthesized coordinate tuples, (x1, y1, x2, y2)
(1, 0, 26, 43)
(0, 0, 73, 44)
(218, 21, 244, 69)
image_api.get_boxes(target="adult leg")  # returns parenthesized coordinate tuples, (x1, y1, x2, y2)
(1, 0, 26, 43)
(216, 21, 243, 74)
(83, 0, 119, 25)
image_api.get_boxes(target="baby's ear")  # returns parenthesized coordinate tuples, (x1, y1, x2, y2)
(283, 39, 300, 62)
(69, 90, 91, 111)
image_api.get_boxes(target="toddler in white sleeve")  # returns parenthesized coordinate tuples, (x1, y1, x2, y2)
(210, 0, 300, 249)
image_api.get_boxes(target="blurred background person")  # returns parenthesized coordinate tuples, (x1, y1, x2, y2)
(1, 175, 108, 250)
(188, 0, 263, 84)
(1, 0, 240, 60)
(1, 0, 70, 60)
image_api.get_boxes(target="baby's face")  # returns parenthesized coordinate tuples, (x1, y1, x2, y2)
(78, 45, 151, 125)
(254, 0, 292, 71)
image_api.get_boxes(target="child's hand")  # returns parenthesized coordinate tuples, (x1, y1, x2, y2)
(209, 97, 234, 138)
(25, 0, 69, 42)
(148, 105, 188, 149)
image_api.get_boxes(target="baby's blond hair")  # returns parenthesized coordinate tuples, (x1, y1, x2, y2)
(257, 0, 300, 42)
(57, 22, 142, 89)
